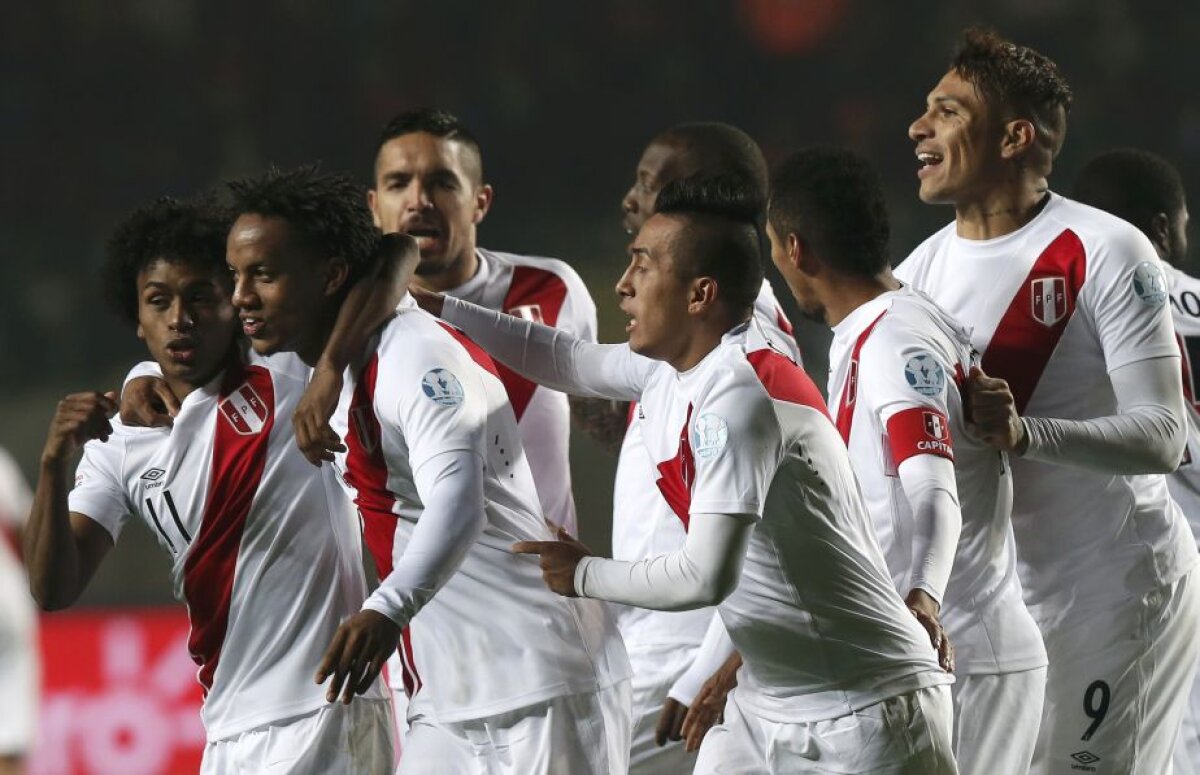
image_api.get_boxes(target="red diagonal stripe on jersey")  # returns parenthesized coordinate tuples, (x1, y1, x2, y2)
(775, 306, 795, 337)
(980, 229, 1086, 414)
(183, 364, 274, 696)
(342, 352, 423, 697)
(655, 404, 695, 529)
(495, 266, 569, 420)
(747, 348, 828, 415)
(436, 322, 502, 381)
(835, 311, 886, 442)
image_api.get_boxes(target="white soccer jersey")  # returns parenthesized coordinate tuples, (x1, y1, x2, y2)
(330, 307, 628, 724)
(829, 287, 1045, 675)
(442, 298, 951, 724)
(895, 193, 1198, 626)
(1165, 263, 1200, 541)
(0, 445, 31, 582)
(610, 279, 800, 651)
(68, 359, 382, 742)
(443, 247, 598, 534)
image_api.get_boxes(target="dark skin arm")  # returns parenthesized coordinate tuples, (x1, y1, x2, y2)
(25, 392, 118, 610)
(314, 610, 401, 704)
(678, 651, 742, 751)
(906, 587, 954, 672)
(294, 233, 421, 464)
(568, 397, 630, 456)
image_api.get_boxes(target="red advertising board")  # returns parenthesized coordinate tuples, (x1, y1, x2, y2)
(29, 607, 204, 775)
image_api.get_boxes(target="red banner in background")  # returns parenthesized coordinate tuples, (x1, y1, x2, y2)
(31, 607, 204, 775)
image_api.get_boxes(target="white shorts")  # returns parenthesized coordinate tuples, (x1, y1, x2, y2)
(951, 667, 1045, 775)
(694, 684, 958, 774)
(1032, 569, 1200, 775)
(1175, 668, 1200, 775)
(0, 564, 38, 756)
(627, 644, 700, 774)
(202, 699, 395, 774)
(398, 680, 631, 775)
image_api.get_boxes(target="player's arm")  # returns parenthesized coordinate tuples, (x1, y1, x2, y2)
(675, 616, 740, 752)
(411, 289, 653, 401)
(971, 356, 1185, 473)
(315, 449, 486, 704)
(25, 392, 118, 610)
(295, 233, 421, 464)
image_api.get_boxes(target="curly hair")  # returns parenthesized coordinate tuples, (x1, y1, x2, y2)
(768, 147, 891, 279)
(654, 173, 763, 320)
(374, 108, 484, 183)
(655, 122, 769, 211)
(102, 196, 232, 327)
(226, 164, 380, 285)
(951, 28, 1072, 169)
(1074, 148, 1186, 235)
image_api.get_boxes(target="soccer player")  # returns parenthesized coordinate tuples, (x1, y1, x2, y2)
(365, 108, 596, 536)
(225, 166, 631, 774)
(615, 122, 800, 772)
(898, 29, 1200, 773)
(413, 176, 958, 773)
(0, 445, 35, 775)
(25, 197, 398, 773)
(1073, 147, 1199, 773)
(768, 146, 1047, 773)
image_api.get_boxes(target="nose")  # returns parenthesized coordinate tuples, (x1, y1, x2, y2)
(169, 298, 194, 331)
(405, 179, 433, 212)
(621, 186, 638, 215)
(615, 262, 635, 300)
(909, 111, 931, 142)
(231, 275, 257, 311)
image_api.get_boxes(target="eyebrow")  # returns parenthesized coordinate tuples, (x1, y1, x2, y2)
(932, 95, 966, 108)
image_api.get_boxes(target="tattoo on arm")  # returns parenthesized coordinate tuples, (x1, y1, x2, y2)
(569, 396, 629, 455)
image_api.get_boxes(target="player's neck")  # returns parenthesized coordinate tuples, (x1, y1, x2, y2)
(420, 247, 481, 293)
(953, 180, 1050, 241)
(668, 322, 730, 373)
(822, 271, 901, 327)
(293, 309, 341, 367)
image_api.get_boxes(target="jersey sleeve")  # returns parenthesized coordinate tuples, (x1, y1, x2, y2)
(0, 447, 32, 527)
(1082, 226, 1179, 373)
(860, 329, 956, 466)
(688, 373, 783, 518)
(555, 263, 599, 343)
(387, 338, 489, 474)
(67, 438, 132, 542)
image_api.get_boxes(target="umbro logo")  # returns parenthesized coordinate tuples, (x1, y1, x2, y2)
(1070, 750, 1100, 771)
(140, 468, 165, 482)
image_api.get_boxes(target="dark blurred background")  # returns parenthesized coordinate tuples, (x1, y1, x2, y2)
(3, 0, 1198, 606)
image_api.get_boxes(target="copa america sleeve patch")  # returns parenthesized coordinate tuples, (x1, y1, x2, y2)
(904, 352, 945, 396)
(886, 406, 954, 466)
(1133, 261, 1168, 306)
(692, 412, 729, 459)
(421, 368, 465, 407)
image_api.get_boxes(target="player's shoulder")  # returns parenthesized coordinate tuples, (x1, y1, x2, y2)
(480, 247, 595, 304)
(712, 324, 827, 416)
(896, 219, 956, 273)
(1048, 194, 1158, 270)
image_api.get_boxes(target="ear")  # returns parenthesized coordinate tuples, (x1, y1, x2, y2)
(790, 232, 823, 276)
(323, 258, 350, 298)
(1149, 212, 1172, 258)
(366, 189, 382, 229)
(473, 184, 494, 226)
(689, 276, 719, 315)
(136, 322, 146, 341)
(999, 118, 1036, 161)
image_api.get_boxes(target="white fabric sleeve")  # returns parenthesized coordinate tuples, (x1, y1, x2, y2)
(573, 512, 754, 610)
(0, 447, 32, 528)
(667, 613, 736, 706)
(442, 296, 655, 401)
(122, 360, 162, 389)
(895, 454, 962, 605)
(361, 448, 486, 626)
(1021, 355, 1186, 474)
(67, 439, 132, 542)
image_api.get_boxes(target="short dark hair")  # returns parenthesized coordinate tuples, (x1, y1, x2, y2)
(103, 196, 232, 327)
(374, 107, 484, 183)
(768, 147, 891, 279)
(1073, 148, 1186, 235)
(654, 174, 763, 321)
(226, 164, 380, 285)
(951, 27, 1072, 172)
(655, 122, 769, 211)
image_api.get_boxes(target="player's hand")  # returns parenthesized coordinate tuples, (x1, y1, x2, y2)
(654, 697, 688, 747)
(512, 525, 593, 597)
(906, 588, 954, 672)
(680, 651, 740, 751)
(42, 391, 119, 464)
(408, 285, 445, 317)
(965, 366, 1026, 454)
(120, 376, 179, 428)
(315, 610, 401, 705)
(294, 363, 345, 466)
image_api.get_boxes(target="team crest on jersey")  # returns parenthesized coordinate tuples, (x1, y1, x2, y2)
(1133, 261, 1167, 306)
(219, 383, 269, 435)
(421, 368, 465, 407)
(692, 413, 729, 459)
(1030, 276, 1068, 327)
(904, 353, 944, 397)
(507, 304, 544, 324)
(923, 411, 948, 440)
(350, 406, 379, 454)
